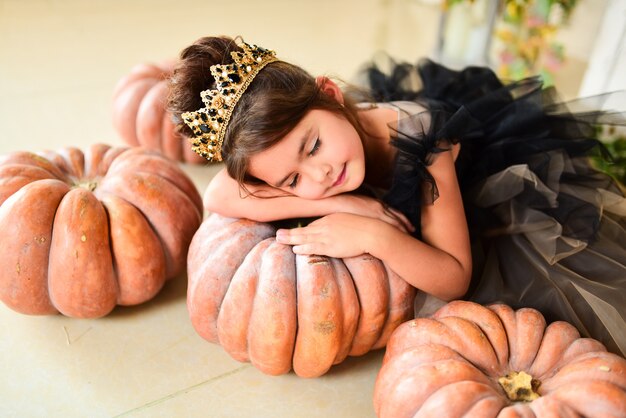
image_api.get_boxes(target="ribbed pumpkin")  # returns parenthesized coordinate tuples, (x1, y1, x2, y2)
(0, 144, 203, 318)
(112, 61, 205, 164)
(187, 213, 417, 378)
(374, 300, 626, 418)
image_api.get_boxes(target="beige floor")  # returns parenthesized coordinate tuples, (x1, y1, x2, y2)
(0, 1, 605, 417)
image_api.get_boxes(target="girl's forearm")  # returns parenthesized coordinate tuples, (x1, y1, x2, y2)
(365, 222, 470, 301)
(214, 194, 339, 222)
(204, 168, 342, 221)
(204, 184, 339, 222)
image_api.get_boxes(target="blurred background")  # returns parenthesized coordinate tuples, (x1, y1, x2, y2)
(1, 0, 624, 155)
(0, 0, 624, 417)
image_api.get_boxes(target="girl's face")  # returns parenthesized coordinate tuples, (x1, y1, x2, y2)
(247, 109, 366, 200)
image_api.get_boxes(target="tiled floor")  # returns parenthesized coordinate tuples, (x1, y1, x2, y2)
(0, 0, 607, 416)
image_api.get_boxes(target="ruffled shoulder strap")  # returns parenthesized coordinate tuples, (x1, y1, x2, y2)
(380, 102, 466, 238)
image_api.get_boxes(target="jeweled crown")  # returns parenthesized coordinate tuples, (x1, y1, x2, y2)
(181, 41, 278, 162)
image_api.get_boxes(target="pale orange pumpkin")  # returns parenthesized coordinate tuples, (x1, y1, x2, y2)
(0, 144, 203, 318)
(112, 61, 205, 164)
(187, 213, 417, 378)
(374, 300, 626, 417)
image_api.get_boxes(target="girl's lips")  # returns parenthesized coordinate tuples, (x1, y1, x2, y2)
(333, 164, 346, 187)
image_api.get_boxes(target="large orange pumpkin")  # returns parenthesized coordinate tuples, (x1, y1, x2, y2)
(187, 213, 417, 378)
(112, 61, 205, 164)
(374, 300, 626, 417)
(0, 144, 203, 318)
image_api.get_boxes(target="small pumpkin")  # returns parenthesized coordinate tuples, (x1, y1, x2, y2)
(112, 61, 205, 164)
(0, 144, 203, 318)
(187, 213, 417, 378)
(373, 300, 626, 418)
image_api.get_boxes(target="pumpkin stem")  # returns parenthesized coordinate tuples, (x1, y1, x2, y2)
(73, 179, 98, 192)
(498, 371, 541, 402)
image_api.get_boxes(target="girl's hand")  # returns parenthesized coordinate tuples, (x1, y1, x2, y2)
(276, 213, 389, 258)
(332, 194, 415, 234)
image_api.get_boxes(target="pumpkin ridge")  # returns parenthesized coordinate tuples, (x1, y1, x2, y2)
(381, 358, 493, 418)
(145, 170, 203, 218)
(0, 163, 60, 179)
(344, 255, 390, 356)
(382, 317, 461, 361)
(461, 393, 511, 417)
(248, 240, 297, 375)
(330, 257, 360, 364)
(528, 320, 581, 379)
(48, 188, 118, 318)
(56, 147, 86, 179)
(527, 396, 580, 417)
(187, 219, 275, 342)
(293, 253, 344, 378)
(0, 165, 60, 206)
(95, 147, 128, 177)
(541, 351, 626, 392)
(97, 172, 200, 276)
(112, 63, 165, 99)
(550, 380, 626, 417)
(373, 344, 469, 412)
(371, 267, 416, 351)
(436, 316, 500, 376)
(218, 238, 270, 362)
(106, 155, 203, 213)
(0, 179, 69, 315)
(1, 152, 68, 182)
(113, 78, 160, 146)
(434, 300, 510, 372)
(136, 82, 168, 149)
(82, 143, 113, 178)
(416, 380, 507, 417)
(161, 114, 184, 161)
(99, 194, 168, 305)
(512, 307, 547, 372)
(553, 338, 608, 371)
(370, 264, 393, 351)
(93, 188, 171, 277)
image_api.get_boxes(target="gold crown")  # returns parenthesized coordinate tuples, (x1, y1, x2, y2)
(181, 41, 278, 162)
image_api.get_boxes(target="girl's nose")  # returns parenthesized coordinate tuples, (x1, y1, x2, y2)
(305, 162, 331, 184)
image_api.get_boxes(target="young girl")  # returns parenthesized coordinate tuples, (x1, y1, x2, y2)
(168, 36, 626, 356)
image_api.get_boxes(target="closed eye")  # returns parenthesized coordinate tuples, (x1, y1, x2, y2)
(288, 139, 320, 189)
(309, 138, 320, 156)
(288, 174, 299, 189)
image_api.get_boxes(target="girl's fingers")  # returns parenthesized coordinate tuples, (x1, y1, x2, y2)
(276, 228, 319, 245)
(276, 229, 299, 244)
(277, 227, 331, 255)
(292, 244, 316, 255)
(276, 230, 321, 255)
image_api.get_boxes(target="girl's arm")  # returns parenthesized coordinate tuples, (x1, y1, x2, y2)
(204, 168, 335, 222)
(276, 146, 471, 301)
(205, 168, 413, 232)
(373, 143, 470, 299)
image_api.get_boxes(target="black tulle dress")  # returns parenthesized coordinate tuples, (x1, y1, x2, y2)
(363, 59, 626, 356)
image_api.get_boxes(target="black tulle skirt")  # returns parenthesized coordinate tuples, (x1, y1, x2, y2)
(363, 58, 626, 356)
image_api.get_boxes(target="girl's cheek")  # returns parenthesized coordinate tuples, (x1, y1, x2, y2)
(300, 188, 326, 200)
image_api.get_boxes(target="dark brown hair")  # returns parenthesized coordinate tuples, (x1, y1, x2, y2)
(168, 36, 368, 188)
